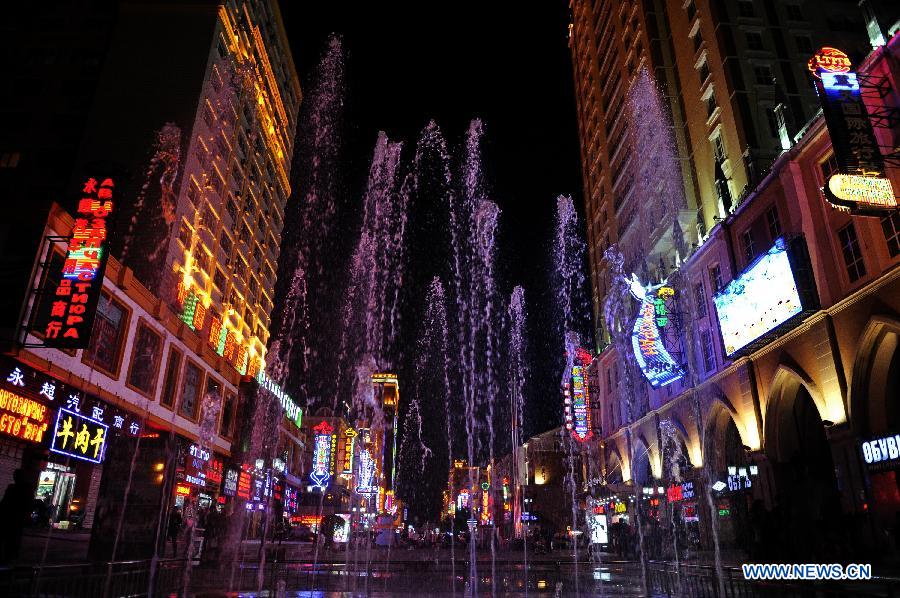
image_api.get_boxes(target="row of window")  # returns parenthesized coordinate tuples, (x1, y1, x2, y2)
(83, 290, 239, 438)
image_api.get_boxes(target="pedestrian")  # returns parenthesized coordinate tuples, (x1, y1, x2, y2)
(0, 469, 32, 564)
(167, 506, 183, 557)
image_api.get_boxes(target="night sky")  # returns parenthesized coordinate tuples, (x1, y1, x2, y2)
(280, 2, 586, 443)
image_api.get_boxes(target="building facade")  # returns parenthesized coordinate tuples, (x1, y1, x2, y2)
(589, 30, 900, 561)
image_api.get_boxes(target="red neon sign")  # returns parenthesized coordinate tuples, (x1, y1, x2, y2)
(175, 484, 191, 496)
(0, 389, 50, 444)
(44, 177, 115, 348)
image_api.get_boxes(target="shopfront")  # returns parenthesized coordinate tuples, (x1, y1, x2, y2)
(0, 356, 144, 530)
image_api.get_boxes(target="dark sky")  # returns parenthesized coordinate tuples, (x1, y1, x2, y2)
(279, 3, 585, 439)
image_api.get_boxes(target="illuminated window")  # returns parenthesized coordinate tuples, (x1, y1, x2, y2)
(694, 282, 707, 318)
(126, 321, 163, 397)
(160, 347, 182, 408)
(712, 133, 725, 162)
(838, 223, 866, 283)
(880, 212, 900, 258)
(738, 0, 754, 17)
(746, 32, 764, 51)
(766, 206, 782, 240)
(741, 230, 756, 262)
(83, 293, 127, 377)
(178, 361, 204, 420)
(709, 264, 723, 292)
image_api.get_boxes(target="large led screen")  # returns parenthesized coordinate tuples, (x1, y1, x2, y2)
(713, 238, 803, 356)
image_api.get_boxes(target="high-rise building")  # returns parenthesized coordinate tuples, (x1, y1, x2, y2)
(568, 0, 885, 345)
(371, 373, 400, 513)
(74, 0, 301, 378)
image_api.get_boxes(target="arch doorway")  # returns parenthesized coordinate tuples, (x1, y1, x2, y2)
(767, 382, 841, 560)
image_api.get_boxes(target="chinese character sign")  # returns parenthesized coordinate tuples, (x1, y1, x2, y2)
(813, 53, 884, 177)
(43, 177, 115, 348)
(51, 408, 108, 464)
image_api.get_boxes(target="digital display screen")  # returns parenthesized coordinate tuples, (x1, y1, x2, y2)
(713, 238, 803, 356)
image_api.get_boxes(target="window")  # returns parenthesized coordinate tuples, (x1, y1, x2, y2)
(742, 229, 756, 262)
(766, 206, 782, 240)
(686, 0, 696, 21)
(746, 32, 764, 51)
(796, 36, 813, 54)
(160, 347, 182, 408)
(220, 233, 232, 256)
(706, 94, 717, 119)
(709, 264, 723, 292)
(882, 212, 900, 258)
(693, 31, 703, 53)
(738, 0, 755, 17)
(0, 152, 21, 168)
(179, 361, 204, 420)
(187, 181, 200, 205)
(126, 320, 162, 396)
(203, 103, 215, 128)
(178, 222, 192, 248)
(226, 199, 237, 221)
(838, 223, 866, 282)
(83, 293, 128, 376)
(694, 282, 707, 318)
(195, 248, 209, 273)
(698, 61, 711, 84)
(820, 153, 839, 181)
(701, 330, 716, 372)
(214, 268, 227, 290)
(786, 3, 802, 20)
(712, 133, 726, 162)
(754, 65, 773, 85)
(220, 391, 237, 438)
(606, 369, 613, 394)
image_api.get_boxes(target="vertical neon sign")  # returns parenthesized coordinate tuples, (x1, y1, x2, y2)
(310, 420, 334, 490)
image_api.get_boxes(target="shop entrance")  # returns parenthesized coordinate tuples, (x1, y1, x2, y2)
(35, 463, 76, 527)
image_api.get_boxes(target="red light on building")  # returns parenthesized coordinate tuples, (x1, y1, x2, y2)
(0, 389, 51, 444)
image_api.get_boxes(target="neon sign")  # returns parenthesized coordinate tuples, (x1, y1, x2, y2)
(825, 173, 897, 213)
(357, 448, 376, 494)
(629, 275, 684, 388)
(807, 47, 852, 79)
(50, 408, 108, 464)
(564, 349, 591, 442)
(713, 238, 803, 356)
(342, 428, 356, 474)
(43, 177, 115, 348)
(0, 389, 50, 444)
(310, 420, 334, 490)
(256, 370, 302, 429)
